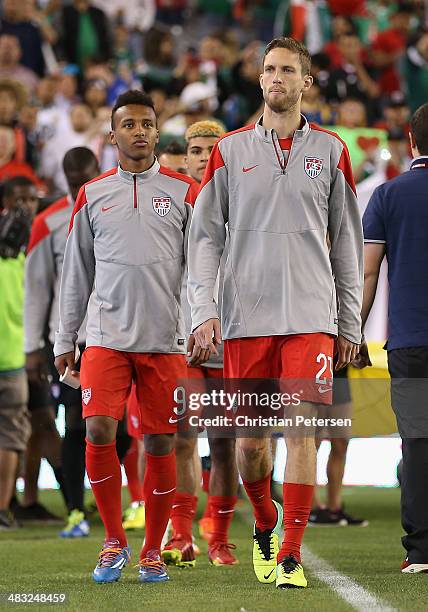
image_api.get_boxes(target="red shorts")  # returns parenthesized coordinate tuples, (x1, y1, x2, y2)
(187, 365, 223, 381)
(224, 333, 334, 404)
(126, 385, 143, 440)
(80, 347, 187, 434)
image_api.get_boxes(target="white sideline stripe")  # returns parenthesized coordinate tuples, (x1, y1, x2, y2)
(302, 545, 396, 612)
(238, 508, 395, 612)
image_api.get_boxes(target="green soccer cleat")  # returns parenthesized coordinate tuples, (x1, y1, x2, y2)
(276, 554, 307, 589)
(122, 502, 145, 530)
(252, 499, 283, 583)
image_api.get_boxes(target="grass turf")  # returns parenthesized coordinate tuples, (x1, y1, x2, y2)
(1, 487, 426, 611)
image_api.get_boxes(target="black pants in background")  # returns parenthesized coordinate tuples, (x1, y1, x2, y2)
(388, 346, 428, 562)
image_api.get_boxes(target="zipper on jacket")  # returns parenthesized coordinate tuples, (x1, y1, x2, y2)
(271, 132, 293, 175)
(133, 175, 138, 209)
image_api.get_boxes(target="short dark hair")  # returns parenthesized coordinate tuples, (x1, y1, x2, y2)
(63, 147, 99, 174)
(410, 103, 428, 155)
(161, 140, 186, 156)
(3, 176, 35, 198)
(111, 90, 156, 129)
(263, 37, 311, 76)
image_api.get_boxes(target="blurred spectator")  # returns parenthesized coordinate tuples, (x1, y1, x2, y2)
(326, 33, 380, 120)
(0, 0, 48, 77)
(140, 25, 176, 88)
(92, 0, 155, 32)
(385, 127, 412, 180)
(156, 0, 187, 26)
(59, 0, 112, 70)
(336, 97, 367, 128)
(370, 4, 413, 95)
(162, 81, 218, 138)
(35, 76, 65, 148)
(0, 176, 38, 529)
(0, 34, 39, 94)
(374, 93, 410, 134)
(0, 126, 43, 188)
(83, 79, 108, 116)
(0, 79, 29, 164)
(327, 0, 367, 17)
(158, 140, 187, 174)
(226, 40, 263, 129)
(55, 67, 80, 112)
(40, 104, 98, 194)
(301, 78, 333, 125)
(402, 31, 428, 113)
(323, 15, 357, 69)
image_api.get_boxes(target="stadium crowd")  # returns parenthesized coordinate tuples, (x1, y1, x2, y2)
(0, 0, 428, 587)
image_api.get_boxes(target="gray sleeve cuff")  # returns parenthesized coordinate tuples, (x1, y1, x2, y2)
(191, 303, 219, 332)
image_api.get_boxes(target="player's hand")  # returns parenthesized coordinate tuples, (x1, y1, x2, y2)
(54, 351, 77, 377)
(187, 334, 210, 366)
(25, 349, 48, 384)
(335, 335, 359, 370)
(193, 318, 221, 359)
(351, 339, 372, 369)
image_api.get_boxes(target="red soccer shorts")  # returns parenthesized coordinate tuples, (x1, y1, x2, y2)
(80, 347, 187, 434)
(224, 333, 334, 404)
(126, 384, 143, 440)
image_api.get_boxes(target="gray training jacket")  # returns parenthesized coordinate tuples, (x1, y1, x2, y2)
(25, 195, 86, 353)
(188, 117, 363, 344)
(54, 161, 195, 357)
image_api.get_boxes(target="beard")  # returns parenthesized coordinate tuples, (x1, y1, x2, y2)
(264, 89, 301, 114)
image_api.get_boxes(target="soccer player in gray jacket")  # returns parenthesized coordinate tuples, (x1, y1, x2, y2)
(54, 91, 196, 584)
(25, 147, 99, 537)
(188, 38, 363, 589)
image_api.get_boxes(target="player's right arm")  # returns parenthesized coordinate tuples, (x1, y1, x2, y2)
(54, 186, 95, 374)
(187, 141, 228, 355)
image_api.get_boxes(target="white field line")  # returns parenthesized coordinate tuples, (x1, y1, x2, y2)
(301, 545, 396, 612)
(238, 508, 396, 612)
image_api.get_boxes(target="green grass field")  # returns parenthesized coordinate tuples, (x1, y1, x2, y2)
(1, 486, 427, 611)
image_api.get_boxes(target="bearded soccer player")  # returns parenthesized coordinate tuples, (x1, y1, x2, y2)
(54, 90, 196, 584)
(162, 120, 240, 567)
(188, 38, 363, 589)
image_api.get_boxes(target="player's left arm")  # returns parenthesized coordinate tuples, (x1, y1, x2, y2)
(328, 142, 364, 367)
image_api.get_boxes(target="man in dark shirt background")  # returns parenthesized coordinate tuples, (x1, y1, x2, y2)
(357, 102, 428, 574)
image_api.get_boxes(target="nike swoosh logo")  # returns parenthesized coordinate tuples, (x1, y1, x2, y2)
(318, 386, 332, 394)
(264, 569, 274, 580)
(111, 558, 126, 569)
(172, 504, 181, 509)
(169, 415, 187, 424)
(294, 519, 302, 523)
(242, 165, 258, 173)
(153, 487, 176, 495)
(101, 205, 118, 212)
(89, 475, 113, 485)
(218, 509, 234, 514)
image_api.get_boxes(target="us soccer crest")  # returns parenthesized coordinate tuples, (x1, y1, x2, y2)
(82, 388, 91, 405)
(152, 196, 171, 217)
(304, 156, 323, 179)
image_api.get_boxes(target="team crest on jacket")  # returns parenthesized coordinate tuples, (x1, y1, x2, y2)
(152, 196, 171, 217)
(82, 388, 91, 405)
(304, 156, 323, 179)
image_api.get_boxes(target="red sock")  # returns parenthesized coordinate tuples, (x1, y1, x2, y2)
(123, 438, 143, 503)
(202, 469, 210, 493)
(85, 439, 126, 546)
(208, 495, 238, 544)
(243, 474, 277, 531)
(201, 495, 212, 519)
(191, 494, 198, 517)
(278, 483, 314, 563)
(171, 492, 196, 541)
(140, 450, 176, 559)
